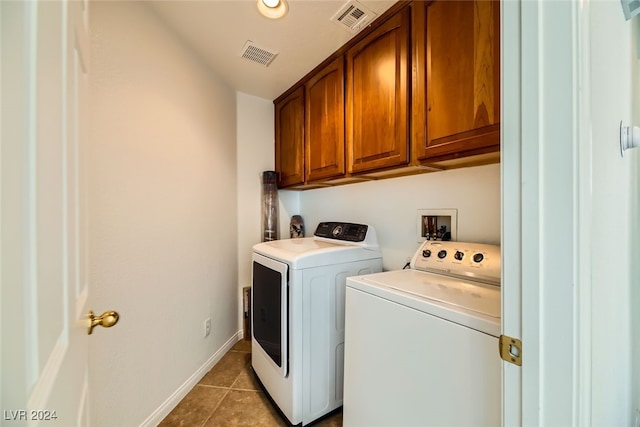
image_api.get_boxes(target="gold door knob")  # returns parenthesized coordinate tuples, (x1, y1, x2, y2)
(87, 310, 120, 335)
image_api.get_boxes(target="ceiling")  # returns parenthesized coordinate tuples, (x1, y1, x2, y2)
(147, 0, 396, 100)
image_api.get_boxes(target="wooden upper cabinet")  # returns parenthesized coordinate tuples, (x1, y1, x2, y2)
(346, 7, 411, 174)
(274, 0, 500, 189)
(275, 87, 304, 188)
(305, 57, 345, 182)
(412, 0, 500, 161)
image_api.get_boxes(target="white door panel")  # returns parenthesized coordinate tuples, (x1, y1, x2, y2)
(1, 1, 92, 424)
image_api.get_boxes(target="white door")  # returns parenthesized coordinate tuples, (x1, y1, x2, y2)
(502, 0, 585, 423)
(0, 1, 107, 425)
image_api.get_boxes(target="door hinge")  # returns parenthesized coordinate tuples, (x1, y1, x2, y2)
(499, 334, 522, 366)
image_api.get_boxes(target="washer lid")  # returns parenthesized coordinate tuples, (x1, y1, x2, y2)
(361, 269, 500, 317)
(347, 269, 500, 336)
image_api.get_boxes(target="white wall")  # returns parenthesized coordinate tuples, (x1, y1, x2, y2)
(631, 10, 640, 425)
(89, 2, 238, 425)
(295, 165, 500, 270)
(589, 2, 634, 423)
(236, 92, 277, 327)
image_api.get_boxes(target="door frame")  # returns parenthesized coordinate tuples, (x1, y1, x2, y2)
(502, 0, 593, 424)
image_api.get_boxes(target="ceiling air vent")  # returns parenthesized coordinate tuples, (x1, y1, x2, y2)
(330, 0, 377, 33)
(240, 41, 278, 67)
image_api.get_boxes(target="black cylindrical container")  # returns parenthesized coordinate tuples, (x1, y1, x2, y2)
(262, 171, 279, 241)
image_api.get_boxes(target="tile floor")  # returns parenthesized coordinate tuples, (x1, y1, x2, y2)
(158, 340, 343, 427)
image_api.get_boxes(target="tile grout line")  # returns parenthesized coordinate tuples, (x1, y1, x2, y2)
(198, 386, 232, 427)
(197, 384, 233, 390)
(158, 344, 255, 426)
(198, 366, 248, 427)
(196, 382, 260, 392)
(228, 364, 263, 392)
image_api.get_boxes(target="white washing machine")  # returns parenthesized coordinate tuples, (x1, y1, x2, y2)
(251, 222, 383, 426)
(343, 240, 501, 427)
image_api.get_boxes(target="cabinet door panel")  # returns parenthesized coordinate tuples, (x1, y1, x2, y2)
(413, 0, 500, 161)
(305, 57, 345, 182)
(346, 8, 410, 173)
(275, 87, 304, 187)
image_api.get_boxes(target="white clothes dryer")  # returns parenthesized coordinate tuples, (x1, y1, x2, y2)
(343, 240, 501, 427)
(251, 222, 383, 426)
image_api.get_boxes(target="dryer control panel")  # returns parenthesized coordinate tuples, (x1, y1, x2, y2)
(314, 222, 378, 247)
(410, 241, 501, 286)
(315, 222, 367, 241)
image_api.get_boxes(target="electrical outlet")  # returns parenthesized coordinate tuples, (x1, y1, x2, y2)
(203, 318, 211, 338)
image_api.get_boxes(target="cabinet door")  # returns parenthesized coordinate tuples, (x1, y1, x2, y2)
(275, 87, 304, 188)
(305, 57, 345, 182)
(413, 0, 500, 161)
(346, 7, 410, 174)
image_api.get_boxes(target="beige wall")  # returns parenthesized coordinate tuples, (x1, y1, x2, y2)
(89, 2, 238, 425)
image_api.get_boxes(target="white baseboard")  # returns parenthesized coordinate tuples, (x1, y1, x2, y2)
(139, 330, 244, 427)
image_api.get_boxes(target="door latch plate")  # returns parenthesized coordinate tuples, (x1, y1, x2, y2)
(499, 334, 522, 366)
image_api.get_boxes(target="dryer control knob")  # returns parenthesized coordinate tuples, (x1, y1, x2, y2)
(422, 249, 432, 258)
(454, 251, 464, 261)
(473, 253, 484, 263)
(437, 250, 447, 259)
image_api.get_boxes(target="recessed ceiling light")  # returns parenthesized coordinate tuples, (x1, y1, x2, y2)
(257, 0, 288, 19)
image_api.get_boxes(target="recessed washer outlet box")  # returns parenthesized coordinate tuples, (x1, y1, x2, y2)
(417, 209, 458, 242)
